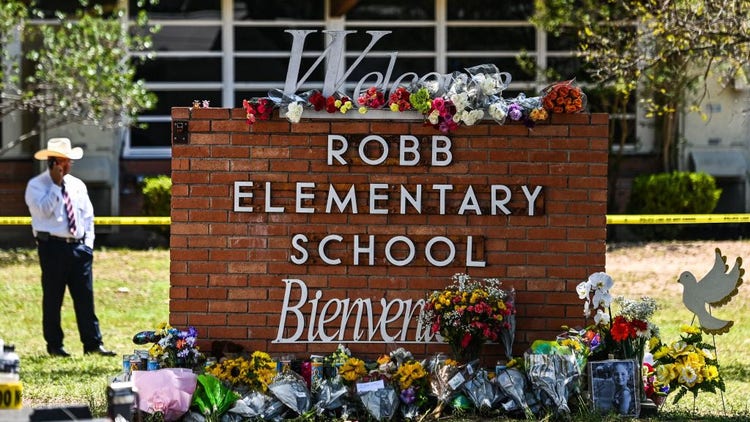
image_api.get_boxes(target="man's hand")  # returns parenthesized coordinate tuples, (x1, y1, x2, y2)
(50, 160, 64, 186)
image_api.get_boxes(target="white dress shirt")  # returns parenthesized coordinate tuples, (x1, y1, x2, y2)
(25, 170, 95, 249)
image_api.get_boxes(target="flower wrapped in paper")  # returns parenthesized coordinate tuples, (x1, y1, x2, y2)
(524, 340, 582, 415)
(222, 391, 272, 422)
(132, 368, 197, 421)
(541, 79, 586, 114)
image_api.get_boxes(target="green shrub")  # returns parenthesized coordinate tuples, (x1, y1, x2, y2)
(141, 175, 172, 217)
(627, 171, 722, 239)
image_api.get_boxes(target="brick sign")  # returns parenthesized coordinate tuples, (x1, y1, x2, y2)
(169, 109, 608, 361)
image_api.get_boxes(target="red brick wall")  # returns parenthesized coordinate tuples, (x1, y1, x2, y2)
(170, 107, 608, 363)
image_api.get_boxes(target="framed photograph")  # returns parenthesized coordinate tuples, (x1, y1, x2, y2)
(589, 359, 640, 417)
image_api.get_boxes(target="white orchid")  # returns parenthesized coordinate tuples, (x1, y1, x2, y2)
(593, 309, 610, 325)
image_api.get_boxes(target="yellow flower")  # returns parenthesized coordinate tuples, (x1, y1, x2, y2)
(677, 363, 702, 387)
(377, 355, 390, 366)
(653, 345, 670, 360)
(655, 363, 675, 385)
(358, 106, 367, 114)
(390, 103, 400, 112)
(340, 357, 367, 382)
(680, 325, 701, 335)
(149, 344, 164, 358)
(648, 336, 661, 351)
(701, 365, 719, 381)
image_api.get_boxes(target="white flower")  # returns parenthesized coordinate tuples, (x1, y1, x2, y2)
(450, 92, 470, 113)
(285, 102, 303, 123)
(461, 109, 484, 126)
(575, 281, 590, 299)
(588, 272, 613, 293)
(488, 102, 507, 121)
(593, 309, 610, 325)
(592, 289, 612, 309)
(583, 300, 591, 317)
(428, 109, 440, 125)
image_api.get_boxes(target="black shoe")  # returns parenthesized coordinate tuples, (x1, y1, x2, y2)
(47, 347, 71, 358)
(84, 345, 116, 357)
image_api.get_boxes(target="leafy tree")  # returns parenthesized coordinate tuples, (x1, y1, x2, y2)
(532, 0, 750, 171)
(0, 0, 158, 155)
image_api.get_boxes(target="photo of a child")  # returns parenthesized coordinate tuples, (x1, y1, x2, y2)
(589, 359, 639, 417)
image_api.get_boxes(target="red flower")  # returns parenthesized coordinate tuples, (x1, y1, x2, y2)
(309, 92, 326, 111)
(610, 315, 635, 341)
(461, 332, 473, 348)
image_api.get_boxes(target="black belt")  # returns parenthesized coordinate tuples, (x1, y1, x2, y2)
(36, 232, 84, 244)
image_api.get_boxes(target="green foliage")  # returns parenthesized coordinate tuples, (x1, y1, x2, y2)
(141, 175, 172, 217)
(0, 0, 158, 155)
(627, 171, 722, 239)
(531, 0, 750, 171)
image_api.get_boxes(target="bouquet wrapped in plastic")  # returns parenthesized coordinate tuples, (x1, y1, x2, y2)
(268, 370, 312, 417)
(541, 79, 587, 114)
(422, 355, 479, 419)
(524, 340, 582, 415)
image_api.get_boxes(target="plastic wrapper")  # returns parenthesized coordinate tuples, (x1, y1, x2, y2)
(422, 355, 479, 419)
(268, 371, 312, 416)
(312, 377, 349, 413)
(460, 369, 501, 410)
(499, 289, 517, 361)
(222, 391, 270, 421)
(465, 64, 511, 109)
(132, 368, 197, 421)
(524, 342, 581, 415)
(488, 99, 509, 124)
(358, 384, 399, 421)
(492, 367, 537, 419)
(191, 374, 239, 422)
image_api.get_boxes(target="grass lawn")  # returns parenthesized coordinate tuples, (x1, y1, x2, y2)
(0, 242, 749, 420)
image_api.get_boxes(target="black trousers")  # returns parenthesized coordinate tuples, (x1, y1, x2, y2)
(37, 239, 103, 350)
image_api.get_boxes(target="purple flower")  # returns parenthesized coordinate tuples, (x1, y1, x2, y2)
(400, 387, 416, 404)
(508, 103, 523, 121)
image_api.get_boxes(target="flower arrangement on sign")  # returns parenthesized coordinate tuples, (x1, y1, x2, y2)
(421, 273, 516, 362)
(206, 351, 277, 394)
(649, 325, 725, 404)
(238, 63, 586, 132)
(576, 272, 659, 364)
(541, 79, 586, 114)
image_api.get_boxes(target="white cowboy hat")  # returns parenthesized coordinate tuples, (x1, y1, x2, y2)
(33, 137, 84, 160)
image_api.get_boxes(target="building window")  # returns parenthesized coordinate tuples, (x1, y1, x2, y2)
(120, 0, 650, 158)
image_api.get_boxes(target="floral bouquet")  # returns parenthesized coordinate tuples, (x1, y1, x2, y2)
(357, 86, 386, 113)
(524, 340, 582, 415)
(650, 325, 725, 404)
(389, 352, 430, 419)
(388, 86, 411, 112)
(576, 273, 659, 364)
(141, 323, 204, 370)
(421, 273, 515, 362)
(242, 98, 274, 125)
(206, 351, 277, 394)
(541, 79, 586, 114)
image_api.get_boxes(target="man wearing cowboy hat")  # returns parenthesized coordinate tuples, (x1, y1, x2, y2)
(24, 137, 116, 357)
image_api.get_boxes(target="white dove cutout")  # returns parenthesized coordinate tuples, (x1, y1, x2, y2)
(677, 248, 744, 335)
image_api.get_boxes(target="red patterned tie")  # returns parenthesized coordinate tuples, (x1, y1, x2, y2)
(61, 182, 77, 236)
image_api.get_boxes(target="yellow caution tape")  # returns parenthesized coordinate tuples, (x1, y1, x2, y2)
(0, 217, 170, 225)
(607, 214, 750, 225)
(0, 215, 748, 225)
(0, 381, 22, 409)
